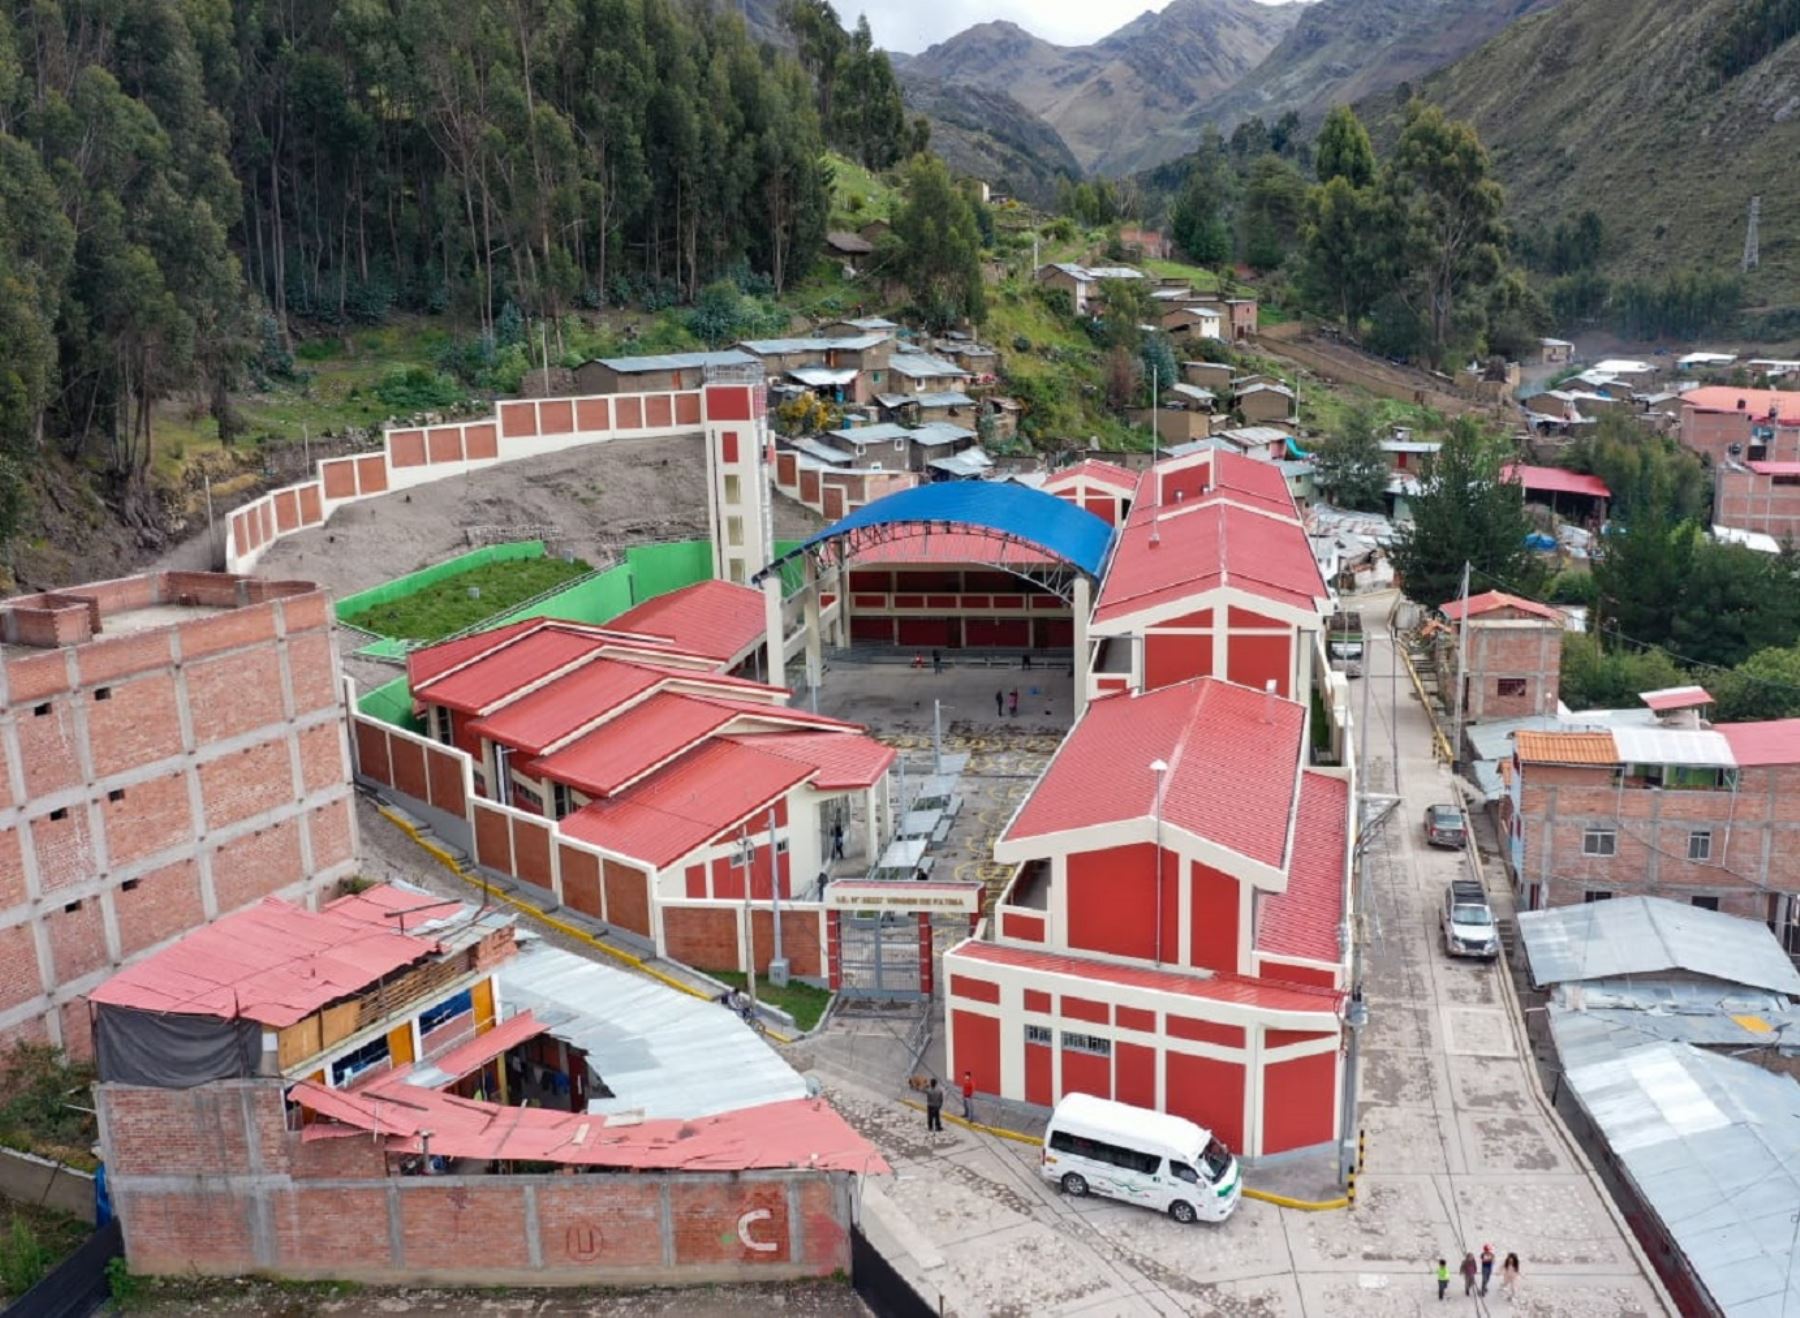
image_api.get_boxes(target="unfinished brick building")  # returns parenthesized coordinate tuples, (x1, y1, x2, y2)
(1439, 591, 1564, 723)
(0, 571, 358, 1054)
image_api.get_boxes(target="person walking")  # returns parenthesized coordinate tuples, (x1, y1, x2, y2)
(994, 689, 1004, 717)
(831, 821, 845, 861)
(960, 1069, 976, 1122)
(1459, 1252, 1478, 1297)
(1435, 1258, 1449, 1302)
(1500, 1252, 1521, 1301)
(1008, 689, 1019, 718)
(932, 649, 942, 674)
(1479, 1243, 1495, 1296)
(924, 1078, 944, 1132)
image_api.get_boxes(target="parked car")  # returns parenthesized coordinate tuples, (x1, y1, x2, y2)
(1042, 1093, 1240, 1224)
(1424, 804, 1468, 849)
(1442, 879, 1499, 959)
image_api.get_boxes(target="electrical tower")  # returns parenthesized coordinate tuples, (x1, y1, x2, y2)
(1744, 195, 1762, 272)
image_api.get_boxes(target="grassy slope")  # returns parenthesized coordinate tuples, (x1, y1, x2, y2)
(341, 555, 593, 641)
(1375, 0, 1800, 313)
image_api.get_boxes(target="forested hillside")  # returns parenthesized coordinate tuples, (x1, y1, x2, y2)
(0, 0, 863, 548)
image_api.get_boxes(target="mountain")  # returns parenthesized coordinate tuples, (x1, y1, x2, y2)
(1366, 0, 1800, 310)
(895, 71, 1082, 205)
(1118, 0, 1561, 174)
(907, 0, 1305, 176)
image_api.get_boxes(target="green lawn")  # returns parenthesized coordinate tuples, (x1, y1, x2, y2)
(342, 556, 592, 641)
(710, 970, 834, 1033)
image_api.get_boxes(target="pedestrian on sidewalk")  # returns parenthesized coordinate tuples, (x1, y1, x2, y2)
(1459, 1251, 1478, 1297)
(1479, 1243, 1494, 1295)
(994, 689, 1004, 717)
(932, 649, 943, 674)
(960, 1069, 976, 1122)
(1501, 1252, 1521, 1301)
(831, 821, 845, 861)
(1435, 1259, 1449, 1301)
(924, 1078, 944, 1132)
(1008, 689, 1019, 717)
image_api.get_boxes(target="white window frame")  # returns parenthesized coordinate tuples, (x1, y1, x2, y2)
(1688, 830, 1713, 862)
(1060, 1031, 1111, 1057)
(1582, 828, 1617, 857)
(1025, 1024, 1052, 1046)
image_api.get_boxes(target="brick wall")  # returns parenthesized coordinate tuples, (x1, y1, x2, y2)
(99, 1081, 852, 1286)
(1458, 618, 1561, 721)
(0, 578, 358, 1053)
(1715, 467, 1800, 539)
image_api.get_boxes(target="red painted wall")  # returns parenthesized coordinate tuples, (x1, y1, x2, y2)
(952, 1010, 1000, 1096)
(1025, 1040, 1052, 1107)
(1144, 631, 1211, 690)
(1261, 1051, 1337, 1154)
(1082, 495, 1118, 526)
(1188, 862, 1240, 974)
(1060, 1047, 1110, 1100)
(1165, 1051, 1245, 1151)
(1066, 844, 1178, 964)
(1115, 1042, 1156, 1109)
(1226, 632, 1291, 697)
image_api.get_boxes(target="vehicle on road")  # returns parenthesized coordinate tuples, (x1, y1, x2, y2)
(1424, 803, 1468, 849)
(1442, 879, 1499, 959)
(1041, 1093, 1240, 1224)
(1328, 610, 1365, 678)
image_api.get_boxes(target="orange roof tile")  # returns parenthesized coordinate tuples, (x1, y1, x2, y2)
(1514, 730, 1618, 765)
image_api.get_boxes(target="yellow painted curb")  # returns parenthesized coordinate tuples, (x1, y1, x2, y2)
(898, 1096, 1350, 1209)
(373, 804, 796, 1044)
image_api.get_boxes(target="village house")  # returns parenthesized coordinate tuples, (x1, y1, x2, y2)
(1502, 698, 1800, 943)
(1233, 381, 1297, 425)
(1438, 591, 1565, 722)
(825, 230, 875, 271)
(1540, 337, 1574, 365)
(1680, 386, 1800, 465)
(821, 315, 898, 339)
(1714, 459, 1800, 540)
(1033, 261, 1147, 316)
(1182, 360, 1235, 392)
(1161, 304, 1224, 341)
(573, 349, 759, 395)
(883, 351, 974, 396)
(1118, 227, 1171, 260)
(1502, 463, 1610, 524)
(1380, 435, 1440, 474)
(736, 334, 896, 406)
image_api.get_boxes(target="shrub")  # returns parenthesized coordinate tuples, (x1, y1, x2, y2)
(373, 367, 463, 412)
(0, 1217, 49, 1296)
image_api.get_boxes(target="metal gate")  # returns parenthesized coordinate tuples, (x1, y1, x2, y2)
(837, 913, 923, 999)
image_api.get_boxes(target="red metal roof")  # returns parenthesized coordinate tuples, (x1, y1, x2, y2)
(1255, 772, 1347, 964)
(1719, 719, 1800, 767)
(1501, 463, 1612, 499)
(373, 1010, 547, 1090)
(1747, 461, 1800, 476)
(558, 738, 814, 867)
(405, 619, 541, 690)
(88, 897, 435, 1026)
(293, 1084, 886, 1173)
(416, 628, 610, 715)
(1044, 459, 1138, 494)
(1138, 449, 1298, 521)
(1094, 499, 1325, 624)
(324, 884, 469, 934)
(950, 940, 1343, 1015)
(1003, 677, 1303, 869)
(1439, 590, 1563, 623)
(468, 659, 666, 754)
(527, 691, 745, 796)
(1682, 386, 1800, 425)
(727, 731, 896, 790)
(605, 580, 768, 663)
(1640, 685, 1714, 713)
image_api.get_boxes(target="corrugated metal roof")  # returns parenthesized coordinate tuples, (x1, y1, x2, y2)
(1440, 590, 1563, 623)
(788, 365, 860, 387)
(1551, 1016, 1800, 1316)
(469, 659, 665, 754)
(593, 349, 755, 373)
(1611, 725, 1737, 769)
(951, 939, 1342, 1015)
(1003, 677, 1304, 870)
(88, 895, 438, 1026)
(497, 938, 808, 1118)
(419, 628, 609, 715)
(909, 421, 977, 446)
(1143, 448, 1299, 517)
(397, 1009, 547, 1090)
(1502, 463, 1612, 499)
(527, 691, 739, 796)
(1043, 459, 1138, 494)
(912, 390, 975, 408)
(773, 481, 1113, 580)
(886, 354, 968, 381)
(1641, 685, 1714, 711)
(828, 422, 911, 443)
(1719, 718, 1800, 767)
(728, 731, 895, 790)
(1517, 896, 1800, 995)
(1513, 730, 1618, 765)
(1255, 771, 1348, 963)
(928, 450, 993, 478)
(1095, 497, 1324, 624)
(605, 579, 767, 664)
(739, 334, 886, 353)
(559, 739, 813, 867)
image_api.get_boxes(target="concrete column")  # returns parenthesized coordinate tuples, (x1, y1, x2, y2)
(802, 557, 823, 694)
(1072, 576, 1092, 719)
(762, 573, 784, 688)
(830, 566, 851, 647)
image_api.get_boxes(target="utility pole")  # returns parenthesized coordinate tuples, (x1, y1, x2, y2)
(738, 828, 758, 1008)
(1449, 560, 1472, 767)
(766, 806, 788, 987)
(933, 699, 943, 776)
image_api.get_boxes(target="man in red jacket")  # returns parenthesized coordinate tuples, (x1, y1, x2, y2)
(960, 1070, 976, 1123)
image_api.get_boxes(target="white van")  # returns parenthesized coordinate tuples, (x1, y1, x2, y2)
(1040, 1093, 1241, 1223)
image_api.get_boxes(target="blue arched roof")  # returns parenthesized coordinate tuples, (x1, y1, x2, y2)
(766, 481, 1115, 581)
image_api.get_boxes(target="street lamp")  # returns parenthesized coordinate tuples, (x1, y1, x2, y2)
(1340, 986, 1369, 1187)
(1150, 759, 1169, 967)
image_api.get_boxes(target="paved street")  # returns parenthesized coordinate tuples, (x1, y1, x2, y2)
(831, 604, 1671, 1316)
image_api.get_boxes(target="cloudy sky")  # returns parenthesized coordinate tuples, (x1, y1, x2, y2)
(850, 0, 1278, 53)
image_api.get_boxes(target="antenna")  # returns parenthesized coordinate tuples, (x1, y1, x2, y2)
(1743, 195, 1761, 273)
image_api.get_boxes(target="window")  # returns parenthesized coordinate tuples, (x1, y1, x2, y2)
(431, 704, 453, 746)
(418, 989, 473, 1035)
(1687, 830, 1713, 861)
(1691, 895, 1720, 911)
(329, 1034, 391, 1087)
(1584, 890, 1613, 903)
(107, 788, 125, 804)
(551, 782, 574, 820)
(48, 807, 67, 822)
(62, 900, 82, 914)
(729, 560, 746, 584)
(1047, 1130, 1158, 1174)
(32, 702, 50, 717)
(723, 474, 742, 505)
(93, 687, 111, 702)
(1060, 1031, 1111, 1057)
(1496, 677, 1527, 698)
(726, 515, 744, 548)
(1169, 1161, 1200, 1184)
(120, 879, 140, 893)
(1582, 828, 1616, 857)
(1025, 1024, 1052, 1046)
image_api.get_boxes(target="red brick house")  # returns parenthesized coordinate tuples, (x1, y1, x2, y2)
(1440, 591, 1565, 722)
